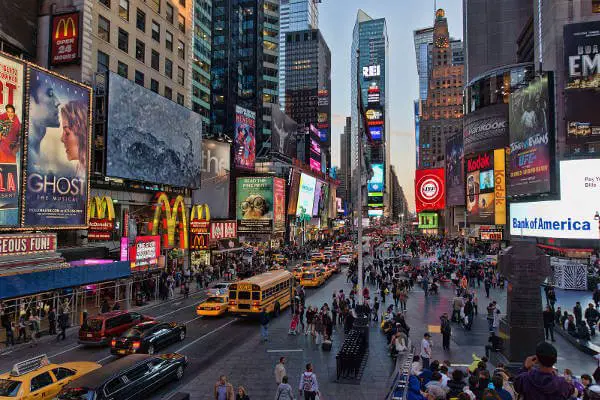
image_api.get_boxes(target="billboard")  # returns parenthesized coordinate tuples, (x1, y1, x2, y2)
(510, 160, 600, 240)
(236, 177, 273, 233)
(445, 133, 464, 206)
(273, 177, 285, 232)
(106, 73, 202, 188)
(418, 212, 439, 229)
(234, 105, 256, 171)
(415, 168, 445, 213)
(193, 140, 230, 219)
(270, 104, 297, 158)
(312, 180, 322, 217)
(24, 67, 91, 228)
(564, 22, 600, 147)
(287, 170, 300, 215)
(369, 126, 382, 141)
(296, 173, 316, 217)
(465, 150, 506, 225)
(368, 163, 384, 193)
(210, 220, 237, 240)
(50, 12, 80, 66)
(0, 54, 24, 226)
(130, 235, 160, 272)
(508, 73, 553, 196)
(463, 103, 509, 155)
(368, 209, 383, 217)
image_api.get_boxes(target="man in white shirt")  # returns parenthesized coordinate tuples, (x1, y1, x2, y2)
(421, 332, 432, 370)
(299, 363, 319, 400)
(275, 357, 286, 385)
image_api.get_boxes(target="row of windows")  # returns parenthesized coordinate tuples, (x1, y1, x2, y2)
(261, 279, 292, 300)
(99, 0, 184, 24)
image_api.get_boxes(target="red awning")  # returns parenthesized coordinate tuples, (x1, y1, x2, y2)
(537, 244, 594, 253)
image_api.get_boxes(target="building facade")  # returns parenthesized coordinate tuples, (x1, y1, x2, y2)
(192, 0, 212, 133)
(338, 116, 352, 207)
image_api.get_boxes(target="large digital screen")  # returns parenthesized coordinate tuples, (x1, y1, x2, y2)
(510, 160, 600, 239)
(192, 140, 230, 219)
(0, 54, 24, 226)
(24, 67, 91, 228)
(312, 180, 322, 217)
(415, 168, 445, 213)
(508, 73, 553, 196)
(270, 104, 297, 158)
(368, 163, 384, 192)
(234, 105, 256, 171)
(368, 209, 383, 217)
(296, 173, 316, 217)
(479, 170, 494, 191)
(273, 177, 286, 232)
(236, 177, 273, 233)
(106, 73, 202, 187)
(465, 150, 506, 225)
(287, 170, 300, 215)
(445, 133, 464, 206)
(369, 126, 382, 140)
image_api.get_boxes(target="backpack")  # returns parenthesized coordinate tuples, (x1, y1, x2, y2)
(302, 372, 314, 391)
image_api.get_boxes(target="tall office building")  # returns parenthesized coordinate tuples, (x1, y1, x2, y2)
(211, 0, 279, 157)
(338, 116, 352, 206)
(413, 27, 434, 170)
(279, 0, 319, 110)
(351, 10, 389, 218)
(192, 0, 212, 133)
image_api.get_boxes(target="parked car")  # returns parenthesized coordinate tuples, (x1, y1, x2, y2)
(56, 354, 187, 400)
(78, 311, 154, 346)
(110, 321, 186, 356)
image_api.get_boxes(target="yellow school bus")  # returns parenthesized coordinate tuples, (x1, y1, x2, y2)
(228, 270, 294, 316)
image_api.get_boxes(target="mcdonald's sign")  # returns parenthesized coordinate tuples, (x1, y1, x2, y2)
(50, 12, 80, 66)
(150, 193, 188, 249)
(88, 196, 115, 241)
(190, 204, 210, 250)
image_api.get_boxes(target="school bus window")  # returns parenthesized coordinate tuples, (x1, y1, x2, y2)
(252, 292, 260, 300)
(239, 291, 251, 300)
(229, 291, 237, 299)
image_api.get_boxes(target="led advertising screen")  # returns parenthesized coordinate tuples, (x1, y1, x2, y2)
(445, 133, 464, 206)
(369, 126, 382, 140)
(24, 67, 91, 228)
(465, 150, 506, 225)
(309, 124, 321, 172)
(510, 159, 600, 239)
(479, 170, 494, 191)
(236, 177, 274, 233)
(368, 163, 384, 192)
(273, 177, 285, 232)
(368, 209, 383, 217)
(192, 140, 230, 219)
(415, 168, 445, 213)
(296, 173, 316, 217)
(0, 54, 24, 226)
(287, 170, 300, 215)
(106, 73, 202, 188)
(130, 235, 160, 272)
(508, 73, 553, 196)
(418, 212, 439, 229)
(368, 193, 384, 207)
(312, 180, 323, 217)
(270, 104, 297, 158)
(234, 105, 256, 171)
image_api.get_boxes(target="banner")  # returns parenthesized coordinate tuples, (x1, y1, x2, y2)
(24, 67, 91, 228)
(50, 12, 80, 65)
(234, 105, 256, 171)
(287, 170, 300, 215)
(273, 177, 285, 232)
(0, 233, 57, 257)
(296, 173, 316, 217)
(130, 235, 160, 272)
(0, 54, 24, 226)
(414, 168, 445, 213)
(493, 149, 506, 225)
(270, 104, 297, 158)
(193, 140, 230, 218)
(418, 212, 438, 229)
(312, 180, 322, 217)
(210, 220, 237, 240)
(508, 73, 553, 196)
(88, 196, 115, 240)
(445, 133, 464, 206)
(466, 151, 495, 224)
(236, 177, 273, 233)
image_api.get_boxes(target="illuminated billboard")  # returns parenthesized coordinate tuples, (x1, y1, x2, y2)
(369, 126, 382, 141)
(236, 177, 274, 233)
(445, 133, 464, 206)
(296, 173, 316, 217)
(465, 150, 506, 225)
(50, 12, 80, 65)
(368, 163, 384, 192)
(418, 213, 439, 229)
(415, 168, 445, 213)
(234, 106, 256, 171)
(312, 180, 323, 217)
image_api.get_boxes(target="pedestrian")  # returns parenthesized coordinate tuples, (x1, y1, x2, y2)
(574, 301, 583, 326)
(5, 321, 14, 347)
(484, 277, 491, 298)
(48, 307, 56, 335)
(373, 297, 380, 322)
(420, 333, 432, 370)
(57, 309, 68, 341)
(275, 376, 295, 400)
(585, 303, 599, 336)
(486, 302, 495, 333)
(275, 357, 286, 385)
(236, 386, 249, 400)
(214, 375, 234, 400)
(440, 313, 451, 351)
(298, 363, 319, 400)
(112, 301, 120, 311)
(100, 298, 110, 314)
(260, 308, 269, 342)
(399, 286, 408, 312)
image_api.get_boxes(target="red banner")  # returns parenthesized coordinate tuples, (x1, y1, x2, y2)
(51, 12, 80, 65)
(0, 233, 57, 257)
(210, 221, 237, 240)
(130, 236, 160, 272)
(415, 168, 445, 213)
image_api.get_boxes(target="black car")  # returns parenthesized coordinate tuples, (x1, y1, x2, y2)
(57, 354, 187, 400)
(110, 321, 186, 356)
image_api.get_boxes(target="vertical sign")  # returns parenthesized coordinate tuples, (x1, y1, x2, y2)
(273, 177, 286, 232)
(50, 12, 80, 65)
(494, 149, 506, 225)
(234, 105, 256, 171)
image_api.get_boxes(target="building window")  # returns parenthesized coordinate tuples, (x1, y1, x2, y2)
(166, 3, 174, 24)
(136, 8, 146, 31)
(176, 93, 184, 105)
(165, 58, 173, 78)
(177, 66, 184, 85)
(97, 51, 109, 72)
(164, 86, 172, 99)
(177, 14, 185, 33)
(118, 29, 129, 52)
(151, 50, 160, 71)
(98, 16, 110, 42)
(99, 0, 110, 8)
(148, 0, 160, 14)
(165, 31, 173, 51)
(136, 39, 145, 62)
(117, 61, 128, 78)
(135, 70, 144, 86)
(177, 40, 185, 59)
(151, 21, 160, 42)
(119, 0, 129, 20)
(150, 79, 159, 93)
(179, 0, 185, 6)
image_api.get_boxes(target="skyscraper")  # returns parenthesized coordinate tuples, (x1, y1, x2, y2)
(413, 27, 434, 170)
(338, 116, 352, 206)
(192, 0, 212, 134)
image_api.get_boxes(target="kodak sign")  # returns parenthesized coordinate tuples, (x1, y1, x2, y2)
(51, 12, 80, 65)
(88, 196, 115, 241)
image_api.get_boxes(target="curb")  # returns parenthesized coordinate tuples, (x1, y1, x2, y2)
(555, 326, 600, 356)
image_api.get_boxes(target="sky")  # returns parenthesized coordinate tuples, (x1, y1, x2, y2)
(319, 0, 463, 213)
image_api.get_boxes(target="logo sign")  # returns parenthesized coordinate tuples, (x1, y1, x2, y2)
(88, 196, 115, 241)
(120, 237, 128, 261)
(130, 235, 160, 272)
(150, 193, 188, 249)
(210, 220, 237, 240)
(190, 204, 210, 250)
(415, 168, 445, 213)
(366, 109, 383, 121)
(493, 149, 506, 225)
(362, 65, 381, 78)
(480, 226, 503, 241)
(463, 104, 509, 155)
(418, 213, 439, 229)
(467, 152, 492, 172)
(51, 12, 80, 65)
(0, 233, 57, 257)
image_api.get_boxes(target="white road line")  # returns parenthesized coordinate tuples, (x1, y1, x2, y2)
(156, 303, 198, 319)
(49, 344, 82, 358)
(183, 316, 202, 324)
(97, 354, 114, 363)
(137, 291, 206, 311)
(266, 349, 303, 353)
(175, 319, 237, 353)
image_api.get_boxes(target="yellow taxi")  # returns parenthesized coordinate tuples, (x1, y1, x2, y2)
(196, 294, 229, 316)
(301, 260, 315, 269)
(310, 252, 325, 263)
(316, 266, 332, 279)
(272, 254, 288, 266)
(0, 355, 100, 399)
(300, 270, 325, 287)
(292, 266, 305, 280)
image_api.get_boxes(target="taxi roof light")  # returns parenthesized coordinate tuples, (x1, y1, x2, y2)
(10, 355, 50, 377)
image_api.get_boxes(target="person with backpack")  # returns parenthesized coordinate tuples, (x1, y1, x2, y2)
(298, 363, 319, 400)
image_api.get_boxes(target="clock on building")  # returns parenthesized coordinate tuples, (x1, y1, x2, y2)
(435, 36, 449, 48)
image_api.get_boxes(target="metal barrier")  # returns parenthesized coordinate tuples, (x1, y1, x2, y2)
(385, 348, 415, 400)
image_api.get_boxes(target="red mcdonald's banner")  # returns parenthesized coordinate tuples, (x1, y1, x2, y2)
(51, 12, 80, 65)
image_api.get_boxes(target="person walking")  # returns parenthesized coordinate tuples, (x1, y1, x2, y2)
(275, 376, 295, 400)
(298, 363, 319, 400)
(420, 333, 432, 370)
(574, 302, 583, 326)
(57, 309, 68, 341)
(48, 307, 56, 335)
(5, 321, 14, 347)
(235, 386, 249, 400)
(398, 286, 408, 312)
(585, 303, 599, 336)
(275, 357, 287, 385)
(214, 375, 234, 400)
(543, 305, 555, 342)
(260, 308, 270, 342)
(484, 277, 491, 298)
(373, 297, 380, 322)
(440, 314, 451, 351)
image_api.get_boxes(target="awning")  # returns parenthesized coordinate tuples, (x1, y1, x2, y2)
(212, 247, 245, 254)
(537, 244, 594, 254)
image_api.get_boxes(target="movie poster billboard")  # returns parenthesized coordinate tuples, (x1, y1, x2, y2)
(271, 104, 297, 158)
(273, 177, 285, 232)
(445, 133, 464, 206)
(414, 168, 445, 213)
(193, 140, 230, 218)
(0, 54, 24, 226)
(508, 73, 553, 197)
(24, 67, 91, 228)
(234, 105, 256, 171)
(296, 173, 316, 217)
(236, 177, 273, 233)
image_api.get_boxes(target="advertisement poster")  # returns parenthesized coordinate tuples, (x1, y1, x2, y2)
(465, 151, 495, 224)
(270, 104, 297, 158)
(510, 159, 600, 240)
(312, 180, 322, 217)
(24, 67, 91, 227)
(106, 73, 202, 188)
(287, 170, 300, 215)
(418, 213, 438, 229)
(234, 105, 256, 171)
(130, 235, 160, 272)
(210, 220, 237, 240)
(319, 183, 329, 219)
(368, 163, 384, 192)
(445, 133, 464, 206)
(508, 73, 552, 196)
(296, 173, 316, 217)
(463, 103, 509, 155)
(236, 177, 273, 233)
(50, 12, 80, 65)
(193, 140, 230, 218)
(273, 177, 285, 232)
(0, 54, 24, 226)
(414, 168, 445, 213)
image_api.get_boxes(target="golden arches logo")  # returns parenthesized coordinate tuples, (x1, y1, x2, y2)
(152, 193, 188, 249)
(190, 204, 211, 221)
(55, 16, 77, 39)
(88, 196, 115, 220)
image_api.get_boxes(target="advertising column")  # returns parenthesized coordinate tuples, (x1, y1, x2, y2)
(414, 168, 445, 234)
